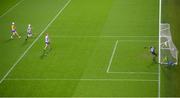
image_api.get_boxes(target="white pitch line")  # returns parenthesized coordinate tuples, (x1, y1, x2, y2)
(108, 71, 158, 75)
(0, 0, 71, 84)
(158, 0, 162, 97)
(5, 78, 158, 82)
(0, 0, 25, 18)
(106, 40, 119, 73)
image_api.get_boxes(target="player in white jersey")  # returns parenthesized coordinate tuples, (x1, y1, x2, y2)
(44, 33, 50, 50)
(150, 46, 157, 63)
(26, 24, 32, 40)
(150, 46, 157, 57)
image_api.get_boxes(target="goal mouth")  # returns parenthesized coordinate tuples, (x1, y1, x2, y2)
(159, 23, 179, 66)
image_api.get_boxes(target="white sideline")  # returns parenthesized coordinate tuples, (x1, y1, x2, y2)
(106, 40, 119, 73)
(0, 0, 71, 84)
(0, 0, 24, 18)
(5, 78, 158, 82)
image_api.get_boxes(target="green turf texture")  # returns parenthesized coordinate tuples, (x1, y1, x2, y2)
(0, 0, 174, 97)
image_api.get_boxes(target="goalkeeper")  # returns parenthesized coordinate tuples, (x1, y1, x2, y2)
(149, 46, 158, 63)
(150, 46, 157, 57)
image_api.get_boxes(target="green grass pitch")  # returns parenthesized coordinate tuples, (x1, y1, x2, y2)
(0, 0, 178, 97)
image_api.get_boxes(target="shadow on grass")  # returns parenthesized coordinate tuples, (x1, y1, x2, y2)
(22, 40, 28, 46)
(40, 47, 52, 59)
(22, 36, 35, 46)
(4, 39, 12, 43)
(147, 56, 159, 68)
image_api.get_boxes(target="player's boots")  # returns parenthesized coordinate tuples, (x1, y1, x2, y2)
(11, 36, 13, 39)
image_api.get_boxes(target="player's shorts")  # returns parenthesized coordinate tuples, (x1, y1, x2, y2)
(27, 33, 32, 37)
(27, 31, 32, 34)
(12, 30, 16, 33)
(45, 42, 50, 45)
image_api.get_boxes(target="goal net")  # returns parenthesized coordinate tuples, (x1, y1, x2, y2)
(159, 23, 178, 65)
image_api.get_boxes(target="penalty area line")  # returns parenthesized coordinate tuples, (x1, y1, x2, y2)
(0, 0, 71, 84)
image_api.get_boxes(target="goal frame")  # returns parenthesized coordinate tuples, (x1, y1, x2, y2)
(159, 23, 179, 65)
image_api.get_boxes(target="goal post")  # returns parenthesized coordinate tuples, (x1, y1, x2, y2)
(159, 23, 179, 66)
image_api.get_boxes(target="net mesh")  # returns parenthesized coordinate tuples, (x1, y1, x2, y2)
(160, 23, 178, 65)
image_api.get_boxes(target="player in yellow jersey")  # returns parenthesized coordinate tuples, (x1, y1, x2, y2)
(11, 22, 21, 39)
